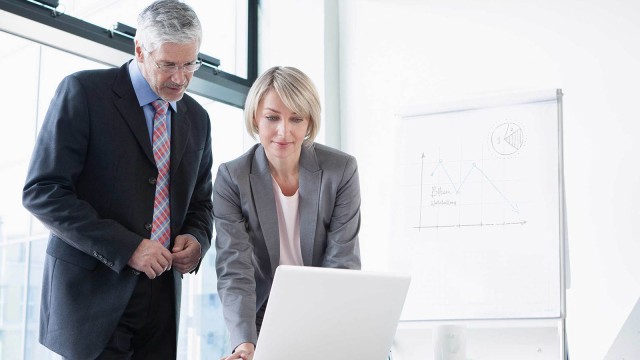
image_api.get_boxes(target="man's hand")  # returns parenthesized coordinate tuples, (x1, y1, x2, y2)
(127, 238, 173, 279)
(171, 234, 201, 274)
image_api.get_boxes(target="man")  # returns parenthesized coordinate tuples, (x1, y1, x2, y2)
(22, 1, 213, 359)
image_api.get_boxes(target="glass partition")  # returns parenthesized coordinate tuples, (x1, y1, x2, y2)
(0, 28, 246, 360)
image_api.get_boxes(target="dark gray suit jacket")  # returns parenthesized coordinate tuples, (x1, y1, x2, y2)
(213, 143, 361, 349)
(22, 62, 214, 359)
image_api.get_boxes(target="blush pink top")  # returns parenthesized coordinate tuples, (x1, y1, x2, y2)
(272, 176, 303, 266)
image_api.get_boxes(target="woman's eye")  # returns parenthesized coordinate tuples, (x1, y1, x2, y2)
(266, 115, 279, 121)
(292, 117, 304, 123)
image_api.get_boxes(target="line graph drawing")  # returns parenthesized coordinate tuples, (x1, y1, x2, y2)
(416, 153, 524, 230)
(429, 158, 519, 213)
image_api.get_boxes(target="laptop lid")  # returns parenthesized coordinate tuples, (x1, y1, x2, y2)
(604, 296, 640, 360)
(253, 265, 411, 360)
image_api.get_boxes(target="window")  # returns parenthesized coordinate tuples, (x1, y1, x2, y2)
(0, 0, 258, 108)
(0, 27, 248, 359)
(58, 0, 250, 79)
(0, 2, 258, 357)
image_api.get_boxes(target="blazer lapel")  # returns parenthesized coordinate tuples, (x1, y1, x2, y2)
(170, 101, 191, 174)
(249, 146, 281, 275)
(112, 64, 155, 164)
(298, 144, 321, 266)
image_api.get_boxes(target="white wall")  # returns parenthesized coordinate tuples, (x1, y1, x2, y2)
(259, 0, 640, 357)
(336, 0, 640, 359)
(258, 0, 333, 145)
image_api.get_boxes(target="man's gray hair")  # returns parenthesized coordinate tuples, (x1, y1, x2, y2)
(135, 0, 202, 53)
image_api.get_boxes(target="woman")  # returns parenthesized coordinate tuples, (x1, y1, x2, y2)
(214, 66, 361, 360)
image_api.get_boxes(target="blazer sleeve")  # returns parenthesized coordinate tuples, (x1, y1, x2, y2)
(213, 163, 259, 348)
(22, 74, 141, 272)
(321, 155, 362, 269)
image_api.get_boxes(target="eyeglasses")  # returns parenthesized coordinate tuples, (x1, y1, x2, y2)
(147, 51, 202, 74)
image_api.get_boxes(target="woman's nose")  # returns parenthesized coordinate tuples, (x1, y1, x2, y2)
(277, 120, 288, 134)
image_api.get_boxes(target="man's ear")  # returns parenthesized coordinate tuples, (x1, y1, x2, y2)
(134, 40, 144, 63)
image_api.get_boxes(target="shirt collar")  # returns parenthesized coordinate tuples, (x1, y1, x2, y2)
(128, 60, 177, 112)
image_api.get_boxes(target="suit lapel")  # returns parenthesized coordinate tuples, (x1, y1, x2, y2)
(112, 62, 191, 179)
(112, 64, 155, 164)
(167, 102, 190, 243)
(298, 144, 321, 266)
(249, 146, 281, 275)
(170, 101, 191, 174)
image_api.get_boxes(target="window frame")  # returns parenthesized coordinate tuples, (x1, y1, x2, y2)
(0, 0, 258, 108)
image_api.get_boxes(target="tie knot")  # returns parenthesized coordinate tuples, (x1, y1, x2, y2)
(151, 99, 168, 115)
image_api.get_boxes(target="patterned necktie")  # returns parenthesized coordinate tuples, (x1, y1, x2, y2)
(151, 100, 171, 247)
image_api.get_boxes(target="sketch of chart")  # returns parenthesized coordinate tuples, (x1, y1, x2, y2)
(390, 90, 564, 321)
(492, 122, 524, 156)
(416, 154, 525, 230)
(403, 116, 535, 233)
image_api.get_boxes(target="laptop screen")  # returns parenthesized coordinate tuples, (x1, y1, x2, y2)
(605, 296, 640, 359)
(253, 265, 411, 360)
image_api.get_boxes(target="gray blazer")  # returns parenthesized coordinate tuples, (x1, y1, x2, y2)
(22, 63, 214, 359)
(213, 143, 361, 348)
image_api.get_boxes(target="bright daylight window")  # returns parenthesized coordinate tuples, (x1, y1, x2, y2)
(59, 0, 249, 79)
(0, 1, 256, 359)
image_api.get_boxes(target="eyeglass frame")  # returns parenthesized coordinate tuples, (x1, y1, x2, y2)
(142, 45, 202, 74)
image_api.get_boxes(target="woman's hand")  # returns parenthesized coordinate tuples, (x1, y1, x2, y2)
(220, 342, 255, 360)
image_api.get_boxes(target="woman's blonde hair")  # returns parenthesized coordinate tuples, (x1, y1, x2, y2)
(244, 66, 321, 143)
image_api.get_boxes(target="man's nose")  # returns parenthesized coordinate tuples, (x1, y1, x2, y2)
(171, 69, 187, 84)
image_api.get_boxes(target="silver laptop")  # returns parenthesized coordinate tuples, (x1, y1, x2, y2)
(605, 296, 640, 359)
(253, 265, 411, 360)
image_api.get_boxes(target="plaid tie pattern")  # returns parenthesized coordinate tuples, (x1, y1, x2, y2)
(151, 100, 171, 247)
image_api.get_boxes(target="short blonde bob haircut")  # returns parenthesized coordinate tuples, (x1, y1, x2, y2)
(244, 66, 321, 144)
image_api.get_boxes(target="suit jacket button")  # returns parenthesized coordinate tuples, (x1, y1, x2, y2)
(144, 223, 152, 231)
(148, 177, 156, 185)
